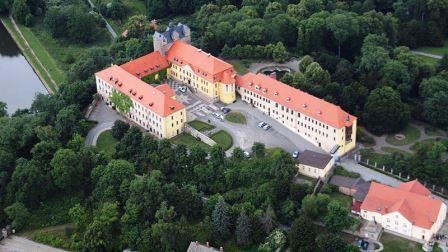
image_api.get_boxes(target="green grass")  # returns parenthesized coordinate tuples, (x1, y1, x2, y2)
(380, 232, 423, 252)
(424, 126, 445, 137)
(416, 54, 439, 65)
(385, 125, 421, 146)
(330, 192, 352, 209)
(334, 165, 360, 178)
(416, 40, 448, 56)
(96, 130, 119, 158)
(1, 17, 58, 92)
(228, 59, 249, 75)
(225, 112, 247, 124)
(31, 227, 78, 250)
(211, 130, 233, 150)
(188, 120, 215, 132)
(381, 147, 411, 155)
(100, 0, 147, 33)
(170, 132, 211, 150)
(266, 147, 284, 157)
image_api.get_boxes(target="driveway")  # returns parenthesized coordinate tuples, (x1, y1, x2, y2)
(85, 100, 125, 146)
(340, 159, 401, 187)
(0, 236, 66, 252)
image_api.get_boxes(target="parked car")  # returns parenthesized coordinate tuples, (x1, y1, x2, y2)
(221, 107, 231, 114)
(212, 112, 219, 118)
(263, 124, 271, 130)
(258, 121, 267, 128)
(292, 151, 299, 158)
(219, 114, 224, 121)
(178, 86, 187, 93)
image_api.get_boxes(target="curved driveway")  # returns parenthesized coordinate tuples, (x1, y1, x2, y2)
(85, 101, 124, 146)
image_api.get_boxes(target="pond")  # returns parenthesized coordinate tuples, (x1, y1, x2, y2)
(0, 21, 47, 114)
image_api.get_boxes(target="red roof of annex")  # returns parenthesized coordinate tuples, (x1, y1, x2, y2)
(95, 65, 184, 117)
(236, 72, 357, 129)
(120, 51, 169, 78)
(361, 180, 443, 229)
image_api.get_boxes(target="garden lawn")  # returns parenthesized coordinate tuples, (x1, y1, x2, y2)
(385, 125, 421, 146)
(188, 120, 215, 132)
(96, 130, 119, 158)
(416, 54, 439, 65)
(170, 133, 211, 150)
(225, 112, 247, 124)
(211, 130, 233, 150)
(380, 232, 423, 252)
(416, 40, 448, 56)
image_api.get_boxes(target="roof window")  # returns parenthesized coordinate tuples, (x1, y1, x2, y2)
(149, 102, 154, 106)
(118, 82, 122, 87)
(169, 106, 175, 110)
(286, 97, 291, 102)
(139, 95, 143, 100)
(129, 89, 133, 93)
(132, 91, 137, 96)
(303, 103, 307, 108)
(274, 92, 279, 96)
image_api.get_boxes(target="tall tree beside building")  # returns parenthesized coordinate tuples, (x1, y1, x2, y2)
(288, 215, 316, 252)
(212, 197, 231, 240)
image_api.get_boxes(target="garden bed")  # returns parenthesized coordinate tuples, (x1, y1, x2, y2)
(225, 112, 247, 124)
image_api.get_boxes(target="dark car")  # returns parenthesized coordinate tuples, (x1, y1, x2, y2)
(221, 107, 231, 114)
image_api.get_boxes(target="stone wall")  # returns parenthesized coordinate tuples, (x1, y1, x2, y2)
(184, 125, 217, 146)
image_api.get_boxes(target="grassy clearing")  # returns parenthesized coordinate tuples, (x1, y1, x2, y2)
(211, 130, 233, 150)
(416, 54, 439, 65)
(188, 120, 215, 132)
(28, 225, 78, 250)
(381, 147, 411, 155)
(96, 130, 118, 158)
(227, 59, 253, 75)
(385, 125, 421, 146)
(225, 112, 247, 124)
(1, 17, 58, 92)
(170, 132, 211, 150)
(266, 147, 284, 156)
(380, 232, 423, 252)
(416, 40, 448, 56)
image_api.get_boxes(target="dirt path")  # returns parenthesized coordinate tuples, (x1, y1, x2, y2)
(412, 50, 443, 59)
(8, 16, 58, 93)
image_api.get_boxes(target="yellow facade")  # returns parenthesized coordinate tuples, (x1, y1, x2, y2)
(168, 64, 236, 104)
(162, 108, 187, 139)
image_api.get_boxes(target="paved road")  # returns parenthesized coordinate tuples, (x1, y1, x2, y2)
(0, 236, 67, 252)
(340, 158, 401, 187)
(85, 100, 124, 146)
(85, 0, 118, 38)
(412, 50, 443, 59)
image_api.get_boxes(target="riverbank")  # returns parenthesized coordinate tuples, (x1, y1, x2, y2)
(1, 16, 62, 93)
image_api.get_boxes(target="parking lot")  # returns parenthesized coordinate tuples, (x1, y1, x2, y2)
(169, 80, 322, 155)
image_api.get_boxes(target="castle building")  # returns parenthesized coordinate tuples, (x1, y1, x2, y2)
(235, 72, 357, 156)
(95, 53, 186, 139)
(153, 23, 191, 55)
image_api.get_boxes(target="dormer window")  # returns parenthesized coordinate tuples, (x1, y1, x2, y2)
(169, 106, 175, 110)
(132, 91, 137, 96)
(136, 72, 140, 76)
(317, 111, 322, 115)
(274, 92, 279, 96)
(114, 80, 119, 84)
(144, 69, 148, 73)
(286, 97, 291, 102)
(118, 82, 122, 87)
(109, 76, 113, 81)
(303, 103, 307, 108)
(139, 95, 143, 100)
(255, 85, 260, 90)
(149, 102, 154, 106)
(129, 89, 133, 93)
(262, 88, 267, 93)
(248, 82, 253, 86)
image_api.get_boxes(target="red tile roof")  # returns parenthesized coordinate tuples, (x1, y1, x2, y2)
(95, 65, 184, 117)
(155, 83, 175, 98)
(398, 180, 431, 196)
(166, 40, 235, 84)
(361, 181, 443, 229)
(120, 51, 169, 78)
(236, 73, 356, 129)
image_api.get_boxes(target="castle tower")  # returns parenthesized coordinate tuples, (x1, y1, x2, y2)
(153, 23, 191, 55)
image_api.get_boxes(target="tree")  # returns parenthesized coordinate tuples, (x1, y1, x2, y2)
(50, 148, 83, 191)
(4, 202, 30, 230)
(12, 0, 30, 25)
(55, 105, 83, 142)
(236, 209, 252, 246)
(326, 13, 359, 57)
(272, 42, 289, 62)
(316, 234, 347, 252)
(258, 229, 286, 252)
(437, 54, 448, 72)
(299, 55, 314, 73)
(69, 203, 88, 231)
(289, 216, 316, 252)
(252, 142, 265, 158)
(324, 201, 351, 233)
(363, 86, 410, 134)
(67, 7, 98, 43)
(304, 62, 331, 86)
(301, 194, 330, 219)
(212, 197, 230, 240)
(111, 120, 130, 140)
(423, 91, 448, 128)
(83, 202, 119, 251)
(0, 101, 7, 117)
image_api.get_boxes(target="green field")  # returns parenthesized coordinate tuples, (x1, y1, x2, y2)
(170, 132, 211, 150)
(380, 232, 423, 252)
(385, 125, 421, 146)
(416, 54, 439, 65)
(96, 130, 119, 158)
(225, 112, 247, 124)
(188, 120, 215, 132)
(211, 130, 233, 150)
(416, 40, 448, 56)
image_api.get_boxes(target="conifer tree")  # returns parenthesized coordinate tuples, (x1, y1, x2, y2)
(212, 197, 230, 239)
(236, 209, 252, 246)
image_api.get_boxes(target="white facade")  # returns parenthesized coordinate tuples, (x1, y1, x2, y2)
(236, 86, 356, 155)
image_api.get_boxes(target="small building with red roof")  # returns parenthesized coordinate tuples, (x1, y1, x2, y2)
(360, 180, 446, 241)
(235, 72, 357, 155)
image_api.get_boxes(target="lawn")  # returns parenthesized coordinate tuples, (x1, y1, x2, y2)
(416, 54, 439, 65)
(188, 120, 215, 132)
(266, 147, 284, 157)
(385, 125, 421, 146)
(380, 232, 423, 252)
(225, 112, 247, 124)
(25, 225, 78, 251)
(170, 132, 211, 150)
(333, 165, 360, 178)
(96, 130, 119, 158)
(329, 192, 353, 210)
(227, 59, 253, 75)
(416, 40, 448, 56)
(211, 130, 233, 150)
